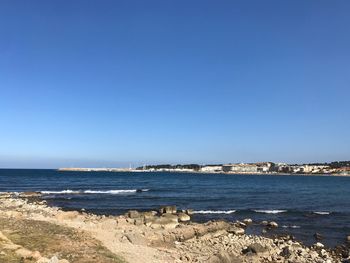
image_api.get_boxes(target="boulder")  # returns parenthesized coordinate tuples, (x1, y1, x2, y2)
(177, 212, 190, 222)
(314, 232, 323, 241)
(347, 235, 350, 242)
(185, 209, 194, 215)
(19, 191, 41, 197)
(235, 221, 247, 228)
(127, 210, 140, 219)
(242, 243, 268, 255)
(125, 233, 148, 246)
(227, 226, 245, 235)
(243, 218, 253, 224)
(280, 246, 291, 258)
(149, 215, 179, 229)
(268, 221, 278, 228)
(0, 231, 10, 242)
(314, 242, 324, 248)
(208, 251, 241, 263)
(159, 205, 177, 214)
(261, 220, 268, 226)
(31, 251, 42, 260)
(162, 213, 179, 222)
(175, 227, 196, 241)
(133, 217, 144, 226)
(15, 248, 32, 258)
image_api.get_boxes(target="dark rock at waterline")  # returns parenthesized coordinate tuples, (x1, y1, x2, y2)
(280, 246, 291, 258)
(127, 210, 140, 219)
(267, 221, 278, 228)
(242, 243, 267, 255)
(19, 192, 42, 197)
(159, 205, 177, 214)
(335, 245, 350, 258)
(314, 232, 323, 241)
(227, 226, 245, 235)
(260, 221, 268, 226)
(136, 189, 143, 193)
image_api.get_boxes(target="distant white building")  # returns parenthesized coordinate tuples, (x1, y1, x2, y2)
(223, 163, 258, 173)
(200, 166, 222, 173)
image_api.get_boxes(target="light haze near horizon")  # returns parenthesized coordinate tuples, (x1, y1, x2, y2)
(0, 1, 349, 168)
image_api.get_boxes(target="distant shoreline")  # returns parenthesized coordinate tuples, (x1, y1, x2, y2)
(57, 168, 350, 177)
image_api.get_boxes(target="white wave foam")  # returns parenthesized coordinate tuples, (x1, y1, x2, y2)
(193, 210, 236, 214)
(41, 190, 80, 194)
(41, 189, 148, 195)
(253, 209, 287, 214)
(84, 190, 137, 194)
(282, 225, 301, 229)
(313, 211, 330, 215)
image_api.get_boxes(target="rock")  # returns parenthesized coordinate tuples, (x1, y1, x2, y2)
(314, 242, 324, 248)
(127, 210, 140, 219)
(314, 232, 323, 240)
(142, 211, 156, 220)
(208, 251, 241, 263)
(149, 215, 179, 229)
(280, 246, 291, 258)
(15, 248, 32, 258)
(31, 251, 42, 260)
(58, 260, 70, 263)
(0, 231, 10, 242)
(48, 256, 59, 263)
(37, 258, 50, 263)
(227, 226, 245, 235)
(159, 205, 177, 214)
(177, 212, 190, 222)
(175, 227, 196, 241)
(261, 220, 268, 226)
(242, 243, 267, 255)
(19, 191, 41, 197)
(185, 209, 194, 215)
(162, 213, 178, 222)
(347, 235, 350, 242)
(243, 218, 253, 224)
(268, 221, 278, 228)
(161, 221, 179, 229)
(235, 221, 247, 228)
(125, 233, 148, 246)
(3, 243, 21, 250)
(133, 217, 144, 225)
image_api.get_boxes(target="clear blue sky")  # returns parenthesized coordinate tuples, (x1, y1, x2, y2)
(1, 1, 349, 168)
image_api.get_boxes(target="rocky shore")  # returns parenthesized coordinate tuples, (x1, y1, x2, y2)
(0, 192, 349, 263)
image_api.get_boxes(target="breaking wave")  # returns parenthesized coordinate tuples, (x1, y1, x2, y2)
(282, 225, 301, 229)
(193, 210, 236, 214)
(41, 189, 149, 195)
(41, 190, 79, 194)
(253, 209, 287, 214)
(313, 211, 331, 215)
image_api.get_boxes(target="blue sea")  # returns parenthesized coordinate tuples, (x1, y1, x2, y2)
(1, 169, 349, 247)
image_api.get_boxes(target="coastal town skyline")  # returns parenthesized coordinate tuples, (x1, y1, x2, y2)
(58, 160, 350, 176)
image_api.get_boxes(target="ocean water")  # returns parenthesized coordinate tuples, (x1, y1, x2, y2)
(1, 169, 350, 247)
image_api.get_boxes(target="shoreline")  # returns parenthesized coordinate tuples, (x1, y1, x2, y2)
(57, 168, 350, 177)
(1, 192, 349, 263)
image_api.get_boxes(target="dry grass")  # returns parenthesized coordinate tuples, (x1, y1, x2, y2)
(0, 217, 126, 263)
